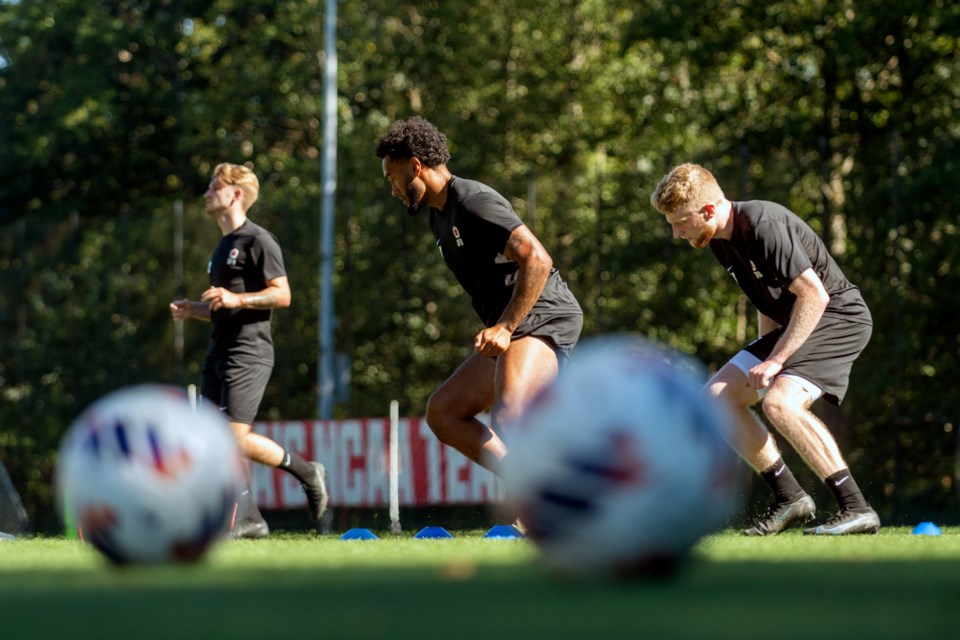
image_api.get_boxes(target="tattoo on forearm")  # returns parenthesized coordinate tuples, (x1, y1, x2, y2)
(502, 234, 551, 329)
(242, 291, 279, 308)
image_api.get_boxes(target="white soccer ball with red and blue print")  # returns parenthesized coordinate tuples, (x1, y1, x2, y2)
(502, 336, 742, 577)
(56, 384, 244, 564)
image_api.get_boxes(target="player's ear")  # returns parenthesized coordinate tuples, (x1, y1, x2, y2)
(409, 156, 423, 176)
(702, 203, 716, 219)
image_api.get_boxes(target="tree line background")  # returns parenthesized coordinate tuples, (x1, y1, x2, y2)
(1, 0, 957, 532)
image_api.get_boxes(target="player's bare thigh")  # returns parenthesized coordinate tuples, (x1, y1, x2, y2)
(704, 362, 761, 409)
(494, 335, 559, 425)
(427, 352, 496, 421)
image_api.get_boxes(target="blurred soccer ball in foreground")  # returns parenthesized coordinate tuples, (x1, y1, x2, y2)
(56, 384, 244, 564)
(503, 337, 741, 577)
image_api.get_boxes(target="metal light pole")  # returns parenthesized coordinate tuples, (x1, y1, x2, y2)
(317, 0, 338, 419)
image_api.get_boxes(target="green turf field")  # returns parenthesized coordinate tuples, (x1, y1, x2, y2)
(1, 528, 957, 639)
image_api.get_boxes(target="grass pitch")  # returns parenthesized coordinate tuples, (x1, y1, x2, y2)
(1, 528, 958, 639)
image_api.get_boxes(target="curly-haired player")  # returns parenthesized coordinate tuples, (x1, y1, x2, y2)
(376, 117, 583, 475)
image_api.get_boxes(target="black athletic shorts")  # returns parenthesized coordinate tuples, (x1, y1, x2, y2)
(200, 353, 273, 424)
(741, 316, 871, 405)
(513, 312, 584, 366)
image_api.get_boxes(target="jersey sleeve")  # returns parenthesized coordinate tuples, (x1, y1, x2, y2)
(464, 192, 523, 253)
(753, 220, 811, 287)
(256, 231, 287, 282)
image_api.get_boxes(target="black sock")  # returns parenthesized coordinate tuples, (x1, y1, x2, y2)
(825, 469, 869, 511)
(761, 458, 806, 504)
(278, 449, 315, 485)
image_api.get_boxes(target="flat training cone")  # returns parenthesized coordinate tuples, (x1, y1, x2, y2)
(912, 522, 942, 536)
(414, 526, 453, 539)
(340, 528, 378, 541)
(483, 524, 525, 539)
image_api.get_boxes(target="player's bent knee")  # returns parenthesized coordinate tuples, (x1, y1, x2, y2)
(759, 395, 782, 424)
(760, 388, 803, 423)
(424, 393, 443, 425)
(228, 421, 254, 438)
(424, 393, 458, 440)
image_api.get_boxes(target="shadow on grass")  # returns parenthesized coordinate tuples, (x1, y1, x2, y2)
(1, 557, 957, 640)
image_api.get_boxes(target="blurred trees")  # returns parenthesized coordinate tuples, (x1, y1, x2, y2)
(1, 0, 958, 530)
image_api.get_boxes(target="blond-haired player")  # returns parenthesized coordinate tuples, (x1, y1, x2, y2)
(170, 163, 327, 538)
(651, 163, 878, 536)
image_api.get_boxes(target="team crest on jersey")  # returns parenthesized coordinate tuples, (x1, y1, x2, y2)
(452, 226, 464, 247)
(227, 247, 240, 266)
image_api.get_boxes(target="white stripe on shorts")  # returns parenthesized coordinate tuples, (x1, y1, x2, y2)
(728, 350, 824, 402)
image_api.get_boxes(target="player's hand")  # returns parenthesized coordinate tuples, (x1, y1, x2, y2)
(169, 299, 193, 319)
(474, 325, 512, 357)
(749, 360, 783, 392)
(200, 287, 240, 311)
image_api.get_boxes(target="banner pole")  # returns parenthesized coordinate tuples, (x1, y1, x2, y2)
(389, 400, 401, 534)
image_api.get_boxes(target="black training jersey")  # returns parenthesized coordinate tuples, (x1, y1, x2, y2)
(710, 200, 871, 327)
(207, 219, 286, 361)
(428, 176, 582, 328)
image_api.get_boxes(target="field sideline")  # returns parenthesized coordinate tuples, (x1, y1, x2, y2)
(1, 528, 957, 639)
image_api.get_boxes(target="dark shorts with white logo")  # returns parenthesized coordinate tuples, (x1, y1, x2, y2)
(741, 316, 872, 405)
(513, 312, 584, 367)
(201, 354, 273, 424)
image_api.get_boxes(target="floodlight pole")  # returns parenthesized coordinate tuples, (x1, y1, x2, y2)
(317, 0, 338, 420)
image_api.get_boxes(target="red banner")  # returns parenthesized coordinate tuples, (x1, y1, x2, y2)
(250, 417, 505, 509)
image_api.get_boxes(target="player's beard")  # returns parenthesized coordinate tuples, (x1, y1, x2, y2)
(405, 181, 426, 217)
(689, 223, 716, 249)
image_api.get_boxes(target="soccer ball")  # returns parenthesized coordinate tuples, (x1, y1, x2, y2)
(56, 384, 244, 564)
(502, 336, 742, 578)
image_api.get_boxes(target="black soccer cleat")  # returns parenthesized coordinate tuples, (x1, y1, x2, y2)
(303, 461, 329, 522)
(743, 493, 816, 536)
(229, 518, 270, 540)
(803, 506, 880, 535)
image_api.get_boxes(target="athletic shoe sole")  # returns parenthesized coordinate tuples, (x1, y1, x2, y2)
(803, 509, 880, 535)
